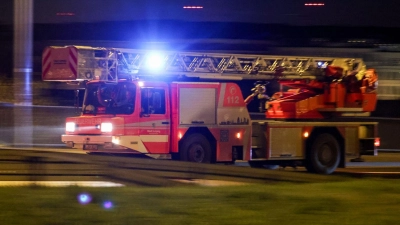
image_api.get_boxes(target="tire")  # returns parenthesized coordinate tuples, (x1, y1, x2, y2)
(180, 134, 213, 163)
(306, 133, 341, 175)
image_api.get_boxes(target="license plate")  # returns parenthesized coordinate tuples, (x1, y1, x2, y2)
(83, 144, 98, 150)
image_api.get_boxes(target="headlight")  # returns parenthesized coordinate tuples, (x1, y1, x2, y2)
(66, 122, 76, 132)
(101, 122, 113, 132)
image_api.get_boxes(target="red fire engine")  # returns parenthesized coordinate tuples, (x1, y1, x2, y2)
(42, 46, 379, 174)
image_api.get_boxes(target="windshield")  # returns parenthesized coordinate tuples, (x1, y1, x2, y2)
(82, 82, 136, 115)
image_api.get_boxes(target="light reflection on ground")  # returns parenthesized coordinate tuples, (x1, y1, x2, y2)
(172, 179, 248, 187)
(0, 180, 248, 187)
(0, 181, 125, 187)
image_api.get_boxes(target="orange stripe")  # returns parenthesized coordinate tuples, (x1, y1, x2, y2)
(42, 48, 52, 78)
(69, 47, 78, 76)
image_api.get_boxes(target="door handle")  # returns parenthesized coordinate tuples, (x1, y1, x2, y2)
(162, 121, 170, 124)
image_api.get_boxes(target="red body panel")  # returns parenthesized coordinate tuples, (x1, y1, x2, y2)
(63, 80, 251, 162)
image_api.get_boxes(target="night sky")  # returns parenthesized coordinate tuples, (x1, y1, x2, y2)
(1, 0, 400, 27)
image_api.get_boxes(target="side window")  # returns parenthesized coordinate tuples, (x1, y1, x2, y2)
(141, 88, 166, 115)
(110, 83, 135, 114)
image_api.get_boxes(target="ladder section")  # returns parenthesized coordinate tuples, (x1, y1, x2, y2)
(42, 45, 367, 82)
(116, 48, 366, 80)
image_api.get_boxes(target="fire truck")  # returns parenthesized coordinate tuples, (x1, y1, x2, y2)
(42, 45, 380, 174)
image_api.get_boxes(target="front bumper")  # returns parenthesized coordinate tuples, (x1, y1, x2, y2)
(62, 134, 113, 146)
(61, 135, 126, 151)
(61, 135, 141, 153)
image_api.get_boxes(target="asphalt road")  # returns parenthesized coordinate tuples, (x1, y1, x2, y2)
(0, 103, 399, 149)
(0, 103, 80, 147)
(1, 145, 400, 180)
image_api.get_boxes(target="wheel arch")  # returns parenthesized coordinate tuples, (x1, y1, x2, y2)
(178, 127, 217, 161)
(306, 127, 345, 168)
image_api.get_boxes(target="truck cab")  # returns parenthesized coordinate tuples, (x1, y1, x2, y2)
(63, 80, 172, 156)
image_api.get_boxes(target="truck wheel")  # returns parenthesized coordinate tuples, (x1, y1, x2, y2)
(180, 134, 212, 163)
(307, 133, 340, 174)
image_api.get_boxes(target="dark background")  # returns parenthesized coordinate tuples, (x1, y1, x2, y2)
(1, 0, 400, 115)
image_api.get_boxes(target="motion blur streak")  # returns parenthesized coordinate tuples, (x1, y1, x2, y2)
(13, 0, 33, 145)
(0, 181, 125, 187)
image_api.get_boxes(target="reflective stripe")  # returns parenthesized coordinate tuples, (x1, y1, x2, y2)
(68, 47, 78, 75)
(140, 135, 168, 142)
(117, 136, 144, 153)
(42, 47, 52, 77)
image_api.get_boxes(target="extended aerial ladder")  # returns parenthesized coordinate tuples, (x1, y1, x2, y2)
(42, 45, 378, 119)
(42, 45, 368, 81)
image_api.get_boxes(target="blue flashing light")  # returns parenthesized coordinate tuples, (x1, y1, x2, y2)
(317, 61, 328, 68)
(77, 193, 92, 205)
(146, 53, 165, 71)
(103, 201, 113, 209)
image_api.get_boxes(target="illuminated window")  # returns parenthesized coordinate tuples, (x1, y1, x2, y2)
(304, 3, 325, 6)
(183, 6, 203, 9)
(56, 12, 75, 16)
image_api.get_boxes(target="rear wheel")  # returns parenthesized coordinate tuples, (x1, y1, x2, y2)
(306, 133, 340, 174)
(180, 134, 213, 163)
